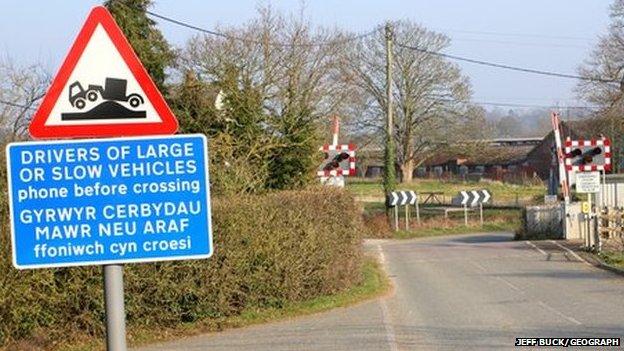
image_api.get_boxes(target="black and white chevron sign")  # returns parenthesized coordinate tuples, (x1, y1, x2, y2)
(452, 189, 491, 207)
(386, 190, 418, 207)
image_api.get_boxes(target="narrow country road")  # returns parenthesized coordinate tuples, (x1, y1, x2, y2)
(136, 233, 624, 350)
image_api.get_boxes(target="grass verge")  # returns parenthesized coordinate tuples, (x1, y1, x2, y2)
(362, 203, 521, 239)
(59, 256, 389, 351)
(392, 221, 518, 240)
(598, 251, 624, 270)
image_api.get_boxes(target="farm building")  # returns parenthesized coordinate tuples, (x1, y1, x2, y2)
(356, 120, 601, 183)
(417, 138, 541, 182)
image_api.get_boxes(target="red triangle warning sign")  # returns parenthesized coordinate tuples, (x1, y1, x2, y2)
(29, 6, 178, 139)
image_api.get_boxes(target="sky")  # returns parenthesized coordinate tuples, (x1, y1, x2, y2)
(0, 0, 612, 110)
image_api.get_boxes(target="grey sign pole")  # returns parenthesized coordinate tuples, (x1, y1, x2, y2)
(394, 205, 399, 231)
(415, 199, 420, 224)
(103, 264, 127, 351)
(405, 204, 409, 230)
(479, 203, 484, 226)
(598, 170, 606, 252)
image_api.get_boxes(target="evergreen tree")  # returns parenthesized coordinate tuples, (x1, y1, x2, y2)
(105, 0, 174, 92)
(266, 116, 321, 190)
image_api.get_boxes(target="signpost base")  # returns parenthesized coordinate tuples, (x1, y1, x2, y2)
(405, 204, 409, 230)
(479, 203, 484, 226)
(415, 199, 420, 224)
(394, 206, 399, 231)
(103, 264, 127, 351)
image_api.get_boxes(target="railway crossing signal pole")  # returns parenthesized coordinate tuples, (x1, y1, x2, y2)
(588, 193, 593, 249)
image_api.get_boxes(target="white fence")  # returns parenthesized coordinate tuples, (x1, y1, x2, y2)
(593, 183, 624, 208)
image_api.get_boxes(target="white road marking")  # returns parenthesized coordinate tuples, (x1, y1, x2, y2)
(526, 241, 547, 256)
(380, 299, 399, 351)
(376, 244, 399, 351)
(537, 300, 582, 325)
(495, 276, 522, 292)
(377, 245, 387, 265)
(549, 240, 593, 267)
(404, 255, 535, 264)
(470, 260, 522, 292)
(469, 261, 487, 272)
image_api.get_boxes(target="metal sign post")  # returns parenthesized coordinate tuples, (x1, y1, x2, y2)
(103, 265, 127, 351)
(394, 205, 399, 231)
(599, 170, 607, 252)
(404, 204, 409, 230)
(6, 136, 213, 350)
(479, 203, 484, 226)
(415, 198, 421, 225)
(386, 191, 418, 231)
(593, 170, 606, 253)
(7, 7, 217, 351)
(576, 172, 601, 251)
(587, 194, 593, 249)
(451, 189, 490, 226)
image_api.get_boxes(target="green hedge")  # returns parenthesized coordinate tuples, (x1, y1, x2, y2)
(0, 188, 363, 348)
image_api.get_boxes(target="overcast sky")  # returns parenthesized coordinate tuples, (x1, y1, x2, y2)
(0, 0, 611, 109)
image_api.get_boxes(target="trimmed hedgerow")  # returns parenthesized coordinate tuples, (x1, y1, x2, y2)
(0, 187, 363, 348)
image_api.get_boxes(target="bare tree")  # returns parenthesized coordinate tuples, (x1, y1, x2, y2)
(0, 59, 49, 139)
(577, 1, 624, 106)
(577, 0, 624, 171)
(176, 6, 356, 192)
(342, 20, 480, 182)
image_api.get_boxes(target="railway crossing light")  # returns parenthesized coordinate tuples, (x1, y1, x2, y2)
(317, 116, 357, 185)
(582, 147, 602, 165)
(565, 138, 611, 172)
(321, 151, 352, 173)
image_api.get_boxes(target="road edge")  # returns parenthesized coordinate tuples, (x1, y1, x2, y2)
(552, 240, 624, 277)
(122, 254, 392, 351)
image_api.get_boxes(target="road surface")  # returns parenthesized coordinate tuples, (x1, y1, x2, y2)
(136, 232, 624, 350)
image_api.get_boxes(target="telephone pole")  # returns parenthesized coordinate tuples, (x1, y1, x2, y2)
(383, 22, 397, 197)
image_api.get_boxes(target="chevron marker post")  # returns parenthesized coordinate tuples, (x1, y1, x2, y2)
(451, 189, 492, 226)
(385, 190, 420, 231)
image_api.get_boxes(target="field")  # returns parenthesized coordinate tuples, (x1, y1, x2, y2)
(361, 202, 522, 239)
(349, 178, 536, 239)
(347, 178, 546, 206)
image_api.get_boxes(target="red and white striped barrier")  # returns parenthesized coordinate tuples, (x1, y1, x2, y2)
(551, 112, 570, 201)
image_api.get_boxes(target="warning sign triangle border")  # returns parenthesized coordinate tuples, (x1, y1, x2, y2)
(29, 6, 178, 139)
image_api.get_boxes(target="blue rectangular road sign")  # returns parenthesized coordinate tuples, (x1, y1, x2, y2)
(6, 134, 212, 269)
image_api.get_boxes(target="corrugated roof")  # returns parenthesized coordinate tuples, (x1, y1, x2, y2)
(424, 145, 534, 167)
